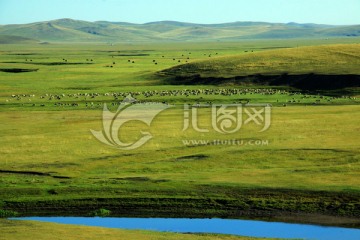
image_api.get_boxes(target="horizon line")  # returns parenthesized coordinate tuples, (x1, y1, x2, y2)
(1, 18, 358, 26)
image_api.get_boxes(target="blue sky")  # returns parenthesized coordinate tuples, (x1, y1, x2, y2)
(0, 0, 359, 25)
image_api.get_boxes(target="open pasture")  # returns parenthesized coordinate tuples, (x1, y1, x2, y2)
(0, 39, 360, 228)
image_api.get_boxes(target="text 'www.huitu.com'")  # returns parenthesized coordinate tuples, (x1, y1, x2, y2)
(182, 139, 270, 147)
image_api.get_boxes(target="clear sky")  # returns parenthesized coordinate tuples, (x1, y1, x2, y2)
(0, 0, 359, 25)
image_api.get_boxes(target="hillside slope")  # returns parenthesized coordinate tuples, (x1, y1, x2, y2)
(159, 44, 360, 90)
(0, 19, 161, 42)
(0, 35, 39, 44)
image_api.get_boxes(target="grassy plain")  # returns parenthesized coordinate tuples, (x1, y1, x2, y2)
(1, 39, 360, 238)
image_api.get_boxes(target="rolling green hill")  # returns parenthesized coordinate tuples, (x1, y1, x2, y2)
(0, 21, 107, 42)
(0, 18, 359, 42)
(0, 19, 160, 42)
(159, 44, 360, 90)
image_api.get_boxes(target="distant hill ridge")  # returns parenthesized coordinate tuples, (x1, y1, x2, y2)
(0, 18, 359, 42)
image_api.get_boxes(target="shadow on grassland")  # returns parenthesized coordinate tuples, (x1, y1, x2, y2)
(161, 73, 360, 92)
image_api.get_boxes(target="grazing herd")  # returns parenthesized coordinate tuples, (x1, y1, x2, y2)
(103, 52, 216, 67)
(22, 50, 204, 68)
(5, 89, 357, 108)
(22, 50, 220, 68)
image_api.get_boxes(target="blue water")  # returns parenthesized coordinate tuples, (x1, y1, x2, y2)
(13, 217, 360, 240)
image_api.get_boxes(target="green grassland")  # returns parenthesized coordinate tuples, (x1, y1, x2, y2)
(1, 39, 360, 239)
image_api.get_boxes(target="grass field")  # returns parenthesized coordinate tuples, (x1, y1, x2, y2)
(1, 39, 360, 238)
(1, 105, 359, 191)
